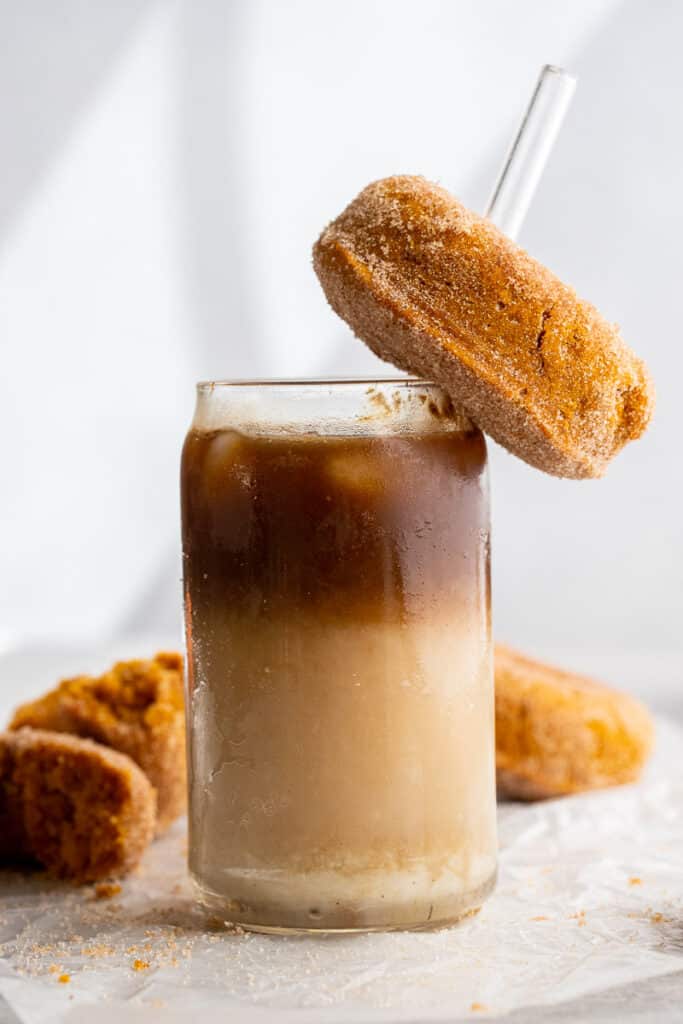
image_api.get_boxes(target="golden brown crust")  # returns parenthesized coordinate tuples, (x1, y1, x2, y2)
(495, 645, 654, 799)
(10, 652, 185, 833)
(313, 176, 654, 478)
(0, 729, 155, 881)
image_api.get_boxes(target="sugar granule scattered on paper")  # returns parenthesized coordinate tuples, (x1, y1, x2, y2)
(81, 944, 115, 958)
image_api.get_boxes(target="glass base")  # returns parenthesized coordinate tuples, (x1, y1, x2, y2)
(237, 904, 485, 936)
(193, 869, 497, 935)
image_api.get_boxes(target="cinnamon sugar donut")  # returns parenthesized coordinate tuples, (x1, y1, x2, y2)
(0, 729, 156, 880)
(495, 645, 654, 799)
(313, 176, 654, 478)
(10, 652, 185, 834)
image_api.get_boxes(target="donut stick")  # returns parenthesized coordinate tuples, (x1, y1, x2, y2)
(495, 645, 654, 799)
(0, 729, 155, 880)
(10, 652, 185, 833)
(313, 176, 654, 478)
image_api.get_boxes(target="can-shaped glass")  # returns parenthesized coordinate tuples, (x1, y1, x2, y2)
(181, 379, 497, 933)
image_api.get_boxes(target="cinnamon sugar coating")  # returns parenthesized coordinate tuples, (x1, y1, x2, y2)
(10, 652, 185, 833)
(495, 645, 654, 799)
(0, 729, 155, 880)
(313, 176, 654, 478)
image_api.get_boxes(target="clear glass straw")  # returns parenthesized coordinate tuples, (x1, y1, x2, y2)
(485, 64, 577, 241)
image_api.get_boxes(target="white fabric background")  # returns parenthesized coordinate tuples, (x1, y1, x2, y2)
(0, 0, 679, 669)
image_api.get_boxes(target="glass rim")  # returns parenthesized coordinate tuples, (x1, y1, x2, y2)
(192, 375, 476, 436)
(196, 376, 434, 392)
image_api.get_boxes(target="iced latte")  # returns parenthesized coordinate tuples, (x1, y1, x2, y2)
(181, 379, 496, 932)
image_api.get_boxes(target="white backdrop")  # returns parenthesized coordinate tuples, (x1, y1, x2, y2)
(0, 0, 680, 666)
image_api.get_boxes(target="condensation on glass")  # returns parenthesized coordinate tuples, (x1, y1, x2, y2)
(181, 379, 497, 933)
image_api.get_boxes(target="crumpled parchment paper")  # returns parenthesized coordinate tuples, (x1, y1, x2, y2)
(0, 720, 681, 1024)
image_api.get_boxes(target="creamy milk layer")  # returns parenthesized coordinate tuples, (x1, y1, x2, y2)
(181, 421, 496, 931)
(187, 616, 496, 929)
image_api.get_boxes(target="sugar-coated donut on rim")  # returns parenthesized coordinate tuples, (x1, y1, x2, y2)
(313, 175, 654, 478)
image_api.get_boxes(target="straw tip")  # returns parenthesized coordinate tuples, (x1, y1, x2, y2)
(542, 64, 577, 84)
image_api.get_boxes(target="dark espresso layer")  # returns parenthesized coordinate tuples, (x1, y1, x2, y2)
(181, 427, 488, 624)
